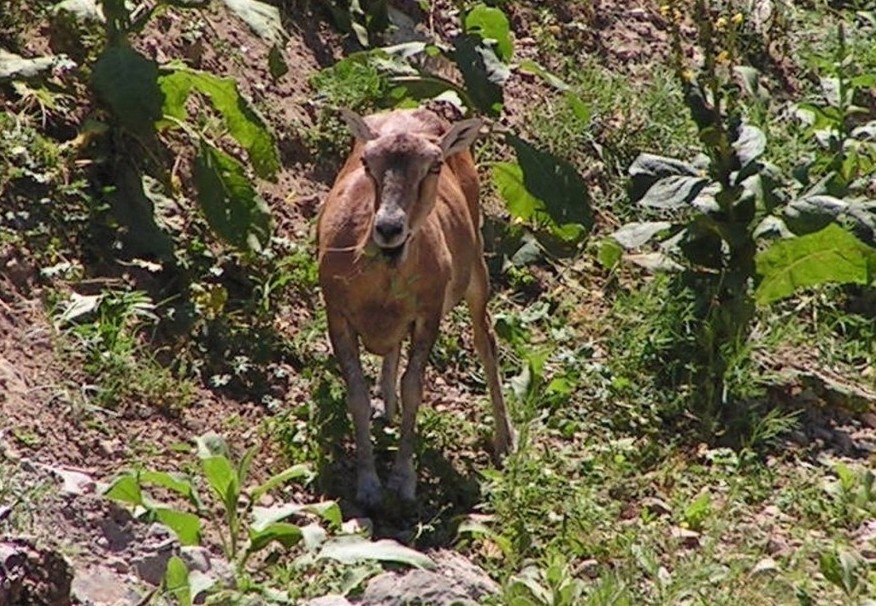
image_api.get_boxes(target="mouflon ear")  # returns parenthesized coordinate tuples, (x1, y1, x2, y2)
(338, 108, 378, 141)
(439, 118, 483, 157)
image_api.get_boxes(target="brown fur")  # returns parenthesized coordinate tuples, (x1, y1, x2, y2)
(317, 108, 515, 507)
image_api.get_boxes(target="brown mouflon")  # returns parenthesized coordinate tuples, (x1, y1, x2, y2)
(317, 107, 515, 508)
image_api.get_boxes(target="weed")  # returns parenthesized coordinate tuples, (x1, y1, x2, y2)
(54, 288, 195, 410)
(0, 463, 51, 533)
(104, 432, 433, 603)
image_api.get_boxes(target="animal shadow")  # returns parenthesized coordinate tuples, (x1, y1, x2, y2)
(315, 413, 486, 550)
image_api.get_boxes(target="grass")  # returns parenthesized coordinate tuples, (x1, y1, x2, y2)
(0, 462, 52, 534)
(520, 59, 699, 225)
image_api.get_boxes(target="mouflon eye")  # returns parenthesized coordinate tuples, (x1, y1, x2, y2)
(428, 161, 442, 175)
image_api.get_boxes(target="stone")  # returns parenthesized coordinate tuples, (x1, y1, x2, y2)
(71, 565, 142, 606)
(49, 466, 96, 496)
(341, 517, 373, 536)
(133, 548, 174, 586)
(180, 546, 212, 573)
(359, 550, 498, 606)
(0, 539, 73, 606)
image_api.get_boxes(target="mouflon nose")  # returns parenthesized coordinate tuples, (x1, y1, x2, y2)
(374, 219, 404, 244)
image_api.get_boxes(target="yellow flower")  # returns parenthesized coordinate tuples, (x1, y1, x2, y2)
(731, 12, 744, 25)
(715, 16, 728, 30)
(682, 69, 695, 82)
(660, 4, 670, 16)
(716, 50, 730, 65)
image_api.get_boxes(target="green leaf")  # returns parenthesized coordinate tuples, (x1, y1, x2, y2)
(164, 556, 192, 606)
(305, 501, 342, 528)
(733, 124, 766, 167)
(629, 153, 700, 179)
(200, 455, 239, 511)
(103, 473, 144, 507)
(492, 135, 592, 245)
(508, 234, 543, 267)
(249, 464, 312, 503)
(219, 0, 284, 44)
(611, 222, 673, 249)
(518, 59, 568, 91)
(188, 570, 216, 602)
(755, 224, 876, 305)
(268, 43, 289, 80)
(251, 500, 340, 531)
(565, 92, 591, 125)
(195, 432, 231, 459)
(106, 164, 176, 260)
(251, 503, 305, 531)
(464, 4, 513, 62)
(639, 175, 710, 210)
(388, 75, 473, 111)
(193, 143, 272, 252)
(819, 549, 861, 595)
(237, 445, 258, 489)
(753, 216, 793, 240)
(628, 153, 700, 201)
(92, 46, 163, 136)
(247, 522, 303, 553)
(158, 68, 279, 179)
(784, 195, 876, 244)
(733, 65, 763, 99)
(596, 238, 623, 270)
(338, 565, 375, 597)
(682, 492, 712, 531)
(452, 34, 507, 116)
(456, 517, 513, 558)
(140, 471, 197, 502)
(318, 536, 435, 569)
(154, 508, 202, 546)
(301, 523, 328, 550)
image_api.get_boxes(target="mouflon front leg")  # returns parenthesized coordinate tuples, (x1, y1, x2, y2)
(326, 307, 382, 508)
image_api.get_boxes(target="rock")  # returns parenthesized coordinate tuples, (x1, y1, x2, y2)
(178, 546, 233, 587)
(145, 522, 174, 541)
(341, 517, 373, 536)
(752, 557, 779, 575)
(133, 546, 174, 586)
(46, 465, 96, 496)
(641, 497, 672, 517)
(106, 556, 130, 574)
(180, 546, 212, 573)
(670, 526, 701, 549)
(359, 550, 498, 606)
(767, 535, 790, 557)
(71, 564, 143, 606)
(0, 538, 73, 606)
